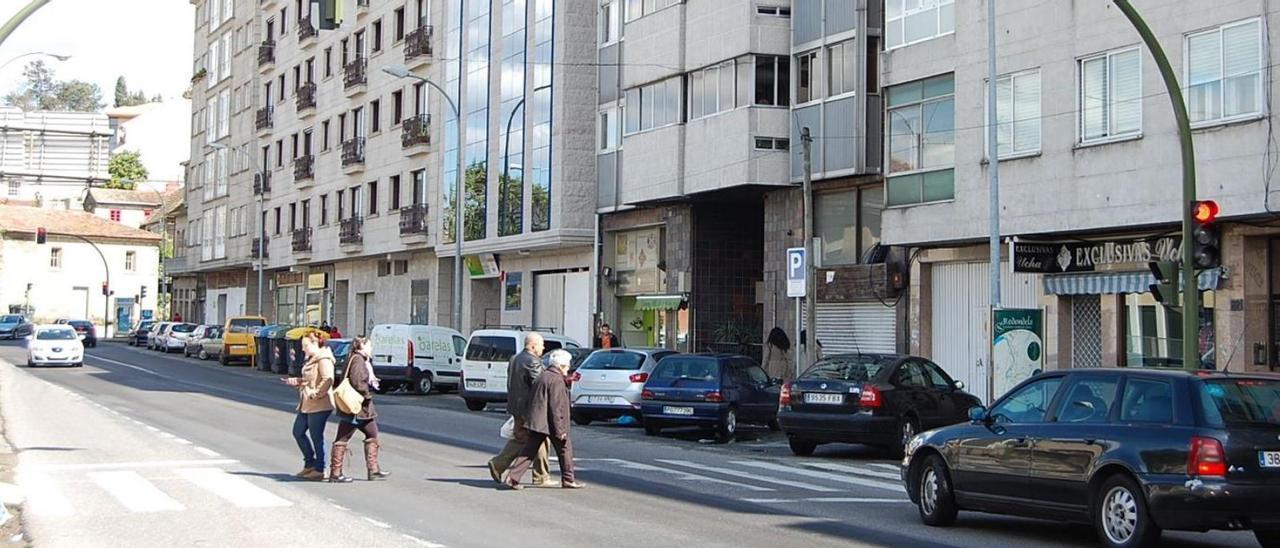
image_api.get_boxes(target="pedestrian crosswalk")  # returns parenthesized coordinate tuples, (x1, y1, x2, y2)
(573, 456, 908, 501)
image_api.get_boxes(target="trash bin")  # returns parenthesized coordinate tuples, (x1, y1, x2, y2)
(270, 325, 295, 374)
(285, 327, 325, 376)
(254, 325, 282, 372)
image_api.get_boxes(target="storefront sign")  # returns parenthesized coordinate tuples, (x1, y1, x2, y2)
(466, 254, 500, 278)
(616, 228, 663, 295)
(276, 271, 305, 286)
(307, 273, 329, 290)
(1012, 236, 1181, 273)
(992, 308, 1044, 399)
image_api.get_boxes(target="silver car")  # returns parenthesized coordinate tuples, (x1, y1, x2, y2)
(569, 348, 678, 425)
(147, 322, 173, 350)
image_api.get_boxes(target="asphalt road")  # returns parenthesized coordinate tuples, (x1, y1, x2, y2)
(0, 340, 1258, 548)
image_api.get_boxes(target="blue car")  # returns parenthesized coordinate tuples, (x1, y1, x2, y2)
(639, 353, 782, 443)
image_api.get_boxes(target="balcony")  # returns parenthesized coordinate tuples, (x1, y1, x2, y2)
(291, 227, 312, 254)
(254, 106, 273, 134)
(339, 217, 363, 248)
(295, 82, 316, 114)
(341, 137, 366, 174)
(251, 236, 269, 259)
(254, 171, 272, 195)
(401, 114, 431, 154)
(163, 255, 190, 274)
(404, 25, 434, 68)
(297, 16, 318, 44)
(257, 41, 275, 71)
(343, 56, 367, 95)
(399, 204, 429, 238)
(293, 154, 315, 185)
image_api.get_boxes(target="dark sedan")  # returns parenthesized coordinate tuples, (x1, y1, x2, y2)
(779, 353, 980, 456)
(902, 368, 1280, 548)
(640, 353, 781, 443)
(67, 320, 98, 348)
(130, 320, 155, 346)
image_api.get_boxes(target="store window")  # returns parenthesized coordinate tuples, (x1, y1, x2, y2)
(886, 73, 954, 206)
(1124, 291, 1215, 368)
(815, 186, 883, 265)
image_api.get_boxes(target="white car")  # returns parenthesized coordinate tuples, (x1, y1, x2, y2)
(369, 323, 467, 394)
(26, 325, 84, 367)
(460, 329, 581, 412)
(160, 323, 197, 353)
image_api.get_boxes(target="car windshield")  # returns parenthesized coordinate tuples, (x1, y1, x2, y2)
(1, 315, 22, 323)
(171, 324, 196, 333)
(466, 336, 518, 362)
(37, 329, 76, 340)
(650, 358, 720, 388)
(578, 351, 645, 371)
(1199, 379, 1280, 427)
(801, 356, 894, 382)
(228, 318, 265, 333)
(138, 321, 154, 330)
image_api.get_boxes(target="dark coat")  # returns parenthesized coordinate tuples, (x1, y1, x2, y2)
(340, 351, 377, 421)
(524, 367, 570, 438)
(505, 350, 543, 421)
(593, 333, 621, 348)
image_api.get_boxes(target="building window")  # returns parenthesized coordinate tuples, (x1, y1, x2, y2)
(324, 47, 333, 78)
(754, 55, 790, 106)
(599, 105, 620, 152)
(321, 120, 331, 151)
(412, 169, 426, 204)
(391, 90, 403, 125)
(756, 5, 790, 17)
(370, 99, 381, 133)
(372, 19, 383, 52)
(49, 247, 62, 269)
(337, 189, 345, 220)
(600, 0, 619, 46)
(349, 186, 362, 219)
(753, 137, 789, 150)
(274, 206, 282, 235)
(394, 7, 405, 41)
(623, 76, 682, 135)
(988, 69, 1041, 158)
(827, 40, 857, 97)
(886, 73, 954, 206)
(886, 0, 955, 50)
(275, 139, 284, 167)
(816, 186, 883, 265)
(367, 181, 378, 215)
(109, 209, 122, 222)
(1185, 18, 1262, 125)
(795, 49, 821, 104)
(125, 251, 137, 272)
(689, 61, 737, 120)
(390, 175, 401, 210)
(624, 0, 680, 22)
(320, 194, 329, 225)
(1079, 48, 1142, 143)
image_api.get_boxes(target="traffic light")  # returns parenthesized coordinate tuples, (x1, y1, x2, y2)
(1149, 261, 1180, 307)
(101, 282, 109, 296)
(36, 227, 46, 244)
(140, 285, 147, 299)
(1191, 200, 1221, 269)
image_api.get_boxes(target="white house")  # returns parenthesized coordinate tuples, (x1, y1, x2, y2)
(82, 187, 167, 229)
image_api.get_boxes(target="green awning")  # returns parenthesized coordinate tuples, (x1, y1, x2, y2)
(635, 295, 684, 311)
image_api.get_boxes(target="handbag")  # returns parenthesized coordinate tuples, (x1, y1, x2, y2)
(499, 416, 516, 440)
(331, 356, 365, 415)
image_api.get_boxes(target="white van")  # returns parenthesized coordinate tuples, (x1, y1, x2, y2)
(460, 329, 581, 411)
(368, 324, 468, 394)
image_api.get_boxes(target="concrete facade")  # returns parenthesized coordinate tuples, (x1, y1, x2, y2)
(0, 107, 111, 210)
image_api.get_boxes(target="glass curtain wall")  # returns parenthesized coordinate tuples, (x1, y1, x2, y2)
(463, 1, 490, 241)
(498, 0, 526, 236)
(529, 0, 553, 231)
(442, 0, 464, 243)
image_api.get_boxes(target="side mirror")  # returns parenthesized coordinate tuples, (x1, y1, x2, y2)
(967, 406, 988, 423)
(953, 380, 966, 390)
(770, 376, 782, 386)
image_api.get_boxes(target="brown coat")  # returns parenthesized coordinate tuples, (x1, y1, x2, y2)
(297, 348, 335, 414)
(339, 351, 377, 420)
(524, 367, 570, 438)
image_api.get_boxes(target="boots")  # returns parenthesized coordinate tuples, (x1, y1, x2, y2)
(365, 438, 391, 481)
(328, 442, 353, 483)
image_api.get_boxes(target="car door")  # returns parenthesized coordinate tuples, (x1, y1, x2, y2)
(722, 362, 755, 418)
(1029, 374, 1121, 511)
(891, 362, 943, 428)
(951, 375, 1066, 502)
(742, 360, 780, 422)
(921, 359, 975, 425)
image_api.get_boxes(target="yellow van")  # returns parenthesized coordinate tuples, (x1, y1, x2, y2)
(221, 316, 266, 366)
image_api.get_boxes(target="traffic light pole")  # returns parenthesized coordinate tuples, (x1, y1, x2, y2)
(57, 233, 112, 338)
(1112, 0, 1199, 371)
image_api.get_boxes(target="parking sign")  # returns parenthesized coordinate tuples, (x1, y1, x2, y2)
(787, 247, 806, 298)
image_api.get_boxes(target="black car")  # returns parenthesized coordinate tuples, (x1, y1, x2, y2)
(640, 353, 781, 443)
(779, 353, 980, 456)
(903, 368, 1280, 548)
(67, 320, 98, 348)
(130, 320, 156, 346)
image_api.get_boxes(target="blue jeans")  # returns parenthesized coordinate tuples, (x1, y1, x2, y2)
(292, 410, 332, 472)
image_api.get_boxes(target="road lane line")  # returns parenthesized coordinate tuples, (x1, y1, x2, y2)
(362, 517, 392, 529)
(743, 497, 912, 504)
(194, 446, 221, 458)
(174, 468, 291, 508)
(656, 460, 840, 492)
(15, 472, 74, 518)
(401, 534, 446, 547)
(729, 461, 903, 492)
(800, 461, 905, 481)
(25, 459, 238, 472)
(595, 458, 773, 492)
(88, 471, 185, 513)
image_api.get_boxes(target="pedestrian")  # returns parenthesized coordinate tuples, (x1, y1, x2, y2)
(762, 327, 793, 379)
(172, 312, 183, 322)
(486, 332, 551, 487)
(328, 336, 390, 482)
(503, 349, 584, 490)
(593, 323, 621, 349)
(283, 331, 334, 481)
(328, 324, 342, 339)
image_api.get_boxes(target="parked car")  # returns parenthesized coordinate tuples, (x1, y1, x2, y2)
(147, 322, 173, 350)
(25, 324, 83, 367)
(0, 314, 26, 340)
(184, 325, 222, 359)
(65, 320, 98, 348)
(547, 347, 598, 375)
(569, 348, 677, 425)
(220, 316, 266, 366)
(903, 368, 1280, 548)
(328, 338, 353, 377)
(639, 353, 781, 443)
(460, 329, 581, 411)
(778, 353, 980, 457)
(129, 320, 156, 346)
(369, 323, 468, 395)
(159, 323, 197, 353)
(199, 326, 225, 361)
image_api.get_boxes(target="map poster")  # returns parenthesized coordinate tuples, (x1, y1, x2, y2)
(992, 308, 1045, 400)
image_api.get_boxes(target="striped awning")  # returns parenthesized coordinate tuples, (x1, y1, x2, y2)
(1043, 268, 1221, 296)
(635, 295, 685, 311)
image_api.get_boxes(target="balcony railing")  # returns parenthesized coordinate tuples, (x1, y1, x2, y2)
(343, 56, 367, 89)
(257, 41, 275, 67)
(341, 137, 366, 167)
(255, 106, 273, 131)
(399, 204, 429, 235)
(404, 25, 434, 61)
(339, 217, 363, 245)
(163, 256, 189, 273)
(251, 236, 269, 259)
(296, 82, 316, 111)
(293, 155, 315, 181)
(401, 114, 431, 148)
(298, 16, 318, 42)
(254, 171, 272, 194)
(291, 227, 312, 253)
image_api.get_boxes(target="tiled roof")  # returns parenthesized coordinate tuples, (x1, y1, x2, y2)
(86, 188, 163, 208)
(0, 205, 161, 242)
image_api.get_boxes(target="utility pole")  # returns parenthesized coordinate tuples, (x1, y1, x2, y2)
(801, 127, 816, 367)
(986, 0, 1002, 399)
(1112, 0, 1200, 370)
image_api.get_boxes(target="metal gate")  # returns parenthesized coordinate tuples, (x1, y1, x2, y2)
(1071, 295, 1103, 368)
(812, 302, 896, 355)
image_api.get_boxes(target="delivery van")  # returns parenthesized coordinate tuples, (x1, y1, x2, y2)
(460, 329, 580, 411)
(368, 324, 467, 394)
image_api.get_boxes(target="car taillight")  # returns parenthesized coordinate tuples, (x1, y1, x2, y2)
(705, 391, 724, 403)
(629, 372, 649, 383)
(571, 372, 582, 383)
(1188, 436, 1227, 477)
(641, 389, 654, 400)
(860, 385, 882, 408)
(779, 382, 792, 407)
(406, 341, 415, 378)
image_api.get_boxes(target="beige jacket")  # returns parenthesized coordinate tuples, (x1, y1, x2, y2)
(297, 348, 335, 413)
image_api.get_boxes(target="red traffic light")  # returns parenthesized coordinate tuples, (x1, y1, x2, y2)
(1192, 200, 1219, 224)
(36, 227, 46, 244)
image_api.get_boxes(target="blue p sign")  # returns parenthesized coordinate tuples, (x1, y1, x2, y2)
(786, 247, 806, 298)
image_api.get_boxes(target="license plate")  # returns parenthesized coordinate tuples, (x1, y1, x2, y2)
(1260, 451, 1280, 468)
(465, 380, 486, 389)
(804, 393, 844, 405)
(663, 406, 694, 416)
(586, 396, 614, 405)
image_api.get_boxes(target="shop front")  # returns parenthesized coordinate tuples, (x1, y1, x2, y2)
(608, 226, 690, 351)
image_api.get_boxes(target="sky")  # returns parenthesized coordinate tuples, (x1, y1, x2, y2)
(0, 0, 195, 106)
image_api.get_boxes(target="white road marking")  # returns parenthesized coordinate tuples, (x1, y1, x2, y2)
(194, 446, 221, 458)
(169, 437, 193, 446)
(15, 472, 74, 518)
(145, 426, 161, 433)
(656, 460, 840, 492)
(800, 461, 905, 481)
(174, 468, 291, 508)
(594, 458, 773, 492)
(743, 497, 912, 504)
(730, 461, 903, 491)
(401, 534, 446, 547)
(25, 459, 238, 472)
(88, 471, 185, 513)
(362, 517, 392, 529)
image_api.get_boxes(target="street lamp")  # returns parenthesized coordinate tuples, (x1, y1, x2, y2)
(381, 63, 465, 331)
(208, 142, 266, 319)
(500, 84, 551, 231)
(0, 51, 70, 73)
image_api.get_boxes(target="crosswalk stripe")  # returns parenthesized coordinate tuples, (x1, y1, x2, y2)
(656, 460, 840, 492)
(89, 471, 185, 513)
(24, 459, 238, 472)
(801, 462, 904, 481)
(16, 472, 74, 518)
(729, 461, 903, 492)
(596, 458, 773, 492)
(174, 468, 292, 508)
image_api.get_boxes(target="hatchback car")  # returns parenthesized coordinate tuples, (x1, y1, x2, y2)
(903, 369, 1280, 548)
(147, 322, 173, 350)
(26, 325, 84, 367)
(570, 348, 676, 425)
(779, 353, 980, 456)
(66, 320, 98, 348)
(640, 353, 781, 443)
(0, 314, 26, 339)
(159, 323, 197, 353)
(184, 326, 220, 358)
(129, 320, 156, 346)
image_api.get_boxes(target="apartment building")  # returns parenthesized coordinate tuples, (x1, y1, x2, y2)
(880, 0, 1280, 400)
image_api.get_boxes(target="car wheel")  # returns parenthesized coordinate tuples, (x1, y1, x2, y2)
(896, 415, 920, 457)
(571, 412, 592, 426)
(413, 374, 434, 395)
(464, 399, 486, 412)
(1094, 474, 1160, 548)
(74, 362, 83, 367)
(788, 438, 817, 456)
(916, 453, 958, 526)
(1255, 530, 1280, 548)
(26, 360, 33, 367)
(643, 422, 661, 436)
(199, 349, 209, 360)
(715, 408, 738, 443)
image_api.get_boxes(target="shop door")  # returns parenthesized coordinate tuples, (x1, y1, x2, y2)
(216, 294, 228, 325)
(1071, 295, 1102, 368)
(811, 302, 897, 355)
(533, 272, 591, 345)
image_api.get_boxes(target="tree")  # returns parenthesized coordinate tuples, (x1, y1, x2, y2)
(112, 76, 153, 107)
(3, 60, 103, 112)
(113, 76, 127, 107)
(106, 151, 147, 190)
